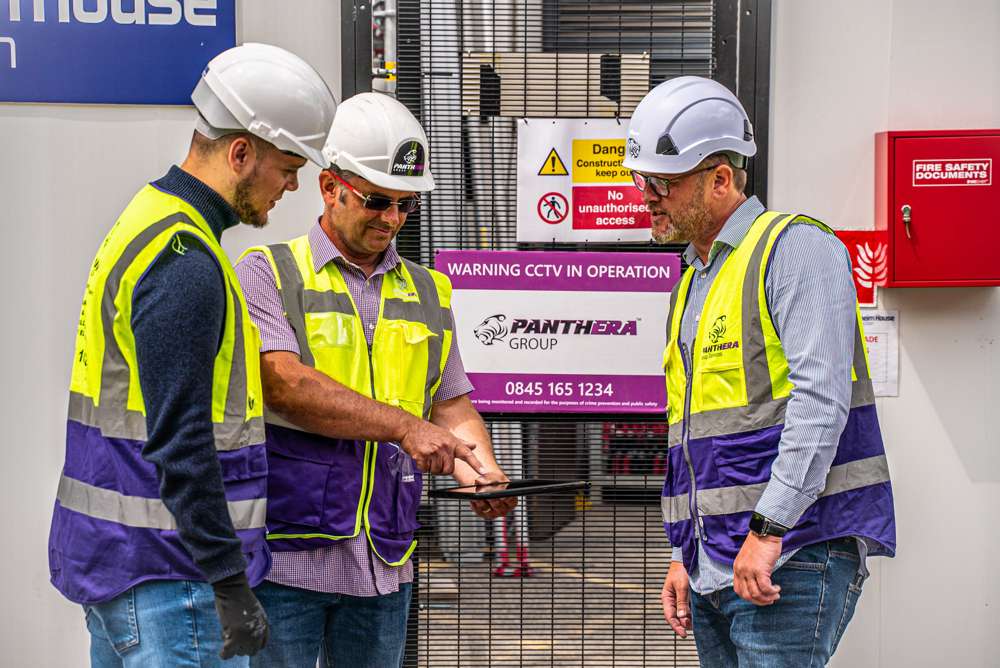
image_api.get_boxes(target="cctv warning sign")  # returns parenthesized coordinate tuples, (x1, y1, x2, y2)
(913, 159, 992, 186)
(517, 119, 652, 243)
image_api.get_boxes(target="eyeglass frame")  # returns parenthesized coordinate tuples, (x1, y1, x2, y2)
(631, 163, 721, 199)
(329, 171, 422, 213)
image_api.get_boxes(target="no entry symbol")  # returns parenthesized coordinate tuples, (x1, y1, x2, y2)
(537, 192, 568, 224)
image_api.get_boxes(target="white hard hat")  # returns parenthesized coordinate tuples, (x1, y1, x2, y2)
(191, 43, 338, 168)
(622, 76, 756, 175)
(322, 93, 435, 192)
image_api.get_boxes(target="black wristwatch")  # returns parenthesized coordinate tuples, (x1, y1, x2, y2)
(749, 512, 789, 538)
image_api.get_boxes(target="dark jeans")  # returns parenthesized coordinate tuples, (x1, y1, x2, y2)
(690, 538, 867, 668)
(250, 580, 412, 668)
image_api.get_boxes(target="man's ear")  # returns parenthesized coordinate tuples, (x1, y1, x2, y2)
(227, 136, 255, 176)
(319, 170, 340, 206)
(712, 163, 734, 196)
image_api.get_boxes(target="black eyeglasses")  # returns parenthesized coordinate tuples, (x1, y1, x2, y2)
(331, 172, 422, 213)
(631, 164, 719, 198)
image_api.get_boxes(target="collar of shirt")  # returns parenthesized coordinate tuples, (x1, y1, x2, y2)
(150, 165, 241, 242)
(307, 220, 403, 278)
(681, 195, 766, 270)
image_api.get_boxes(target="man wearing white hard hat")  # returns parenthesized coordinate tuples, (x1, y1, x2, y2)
(625, 76, 896, 666)
(47, 43, 337, 665)
(236, 92, 516, 667)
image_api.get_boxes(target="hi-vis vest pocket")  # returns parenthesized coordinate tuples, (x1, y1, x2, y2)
(388, 320, 437, 345)
(306, 312, 355, 348)
(697, 361, 746, 410)
(376, 320, 438, 410)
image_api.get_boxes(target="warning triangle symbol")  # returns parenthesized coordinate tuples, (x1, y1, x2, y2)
(538, 148, 569, 176)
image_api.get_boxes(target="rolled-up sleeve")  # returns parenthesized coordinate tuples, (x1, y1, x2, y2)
(235, 251, 301, 354)
(754, 224, 856, 528)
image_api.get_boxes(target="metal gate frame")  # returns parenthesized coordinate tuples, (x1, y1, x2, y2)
(337, 3, 773, 665)
(341, 0, 772, 200)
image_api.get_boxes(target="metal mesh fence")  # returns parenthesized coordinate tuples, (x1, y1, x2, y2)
(392, 1, 715, 664)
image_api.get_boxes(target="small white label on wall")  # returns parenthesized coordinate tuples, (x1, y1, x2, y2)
(861, 310, 899, 397)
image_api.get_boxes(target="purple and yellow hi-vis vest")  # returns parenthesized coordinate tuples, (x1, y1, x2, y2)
(662, 211, 896, 574)
(241, 236, 453, 566)
(48, 185, 269, 605)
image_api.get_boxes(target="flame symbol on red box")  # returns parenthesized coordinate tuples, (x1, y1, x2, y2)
(854, 242, 887, 288)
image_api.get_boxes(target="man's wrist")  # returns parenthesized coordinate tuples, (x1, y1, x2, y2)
(748, 511, 790, 539)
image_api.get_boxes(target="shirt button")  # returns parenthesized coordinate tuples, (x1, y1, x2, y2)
(700, 271, 708, 278)
(369, 324, 375, 330)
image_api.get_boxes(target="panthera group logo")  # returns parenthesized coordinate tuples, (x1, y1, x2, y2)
(708, 315, 727, 344)
(474, 314, 508, 345)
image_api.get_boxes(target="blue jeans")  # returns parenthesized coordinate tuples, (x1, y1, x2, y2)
(250, 580, 412, 668)
(84, 579, 247, 667)
(690, 538, 867, 668)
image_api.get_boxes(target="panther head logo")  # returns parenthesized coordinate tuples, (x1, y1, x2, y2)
(708, 315, 727, 344)
(404, 146, 418, 165)
(474, 314, 508, 345)
(627, 137, 641, 159)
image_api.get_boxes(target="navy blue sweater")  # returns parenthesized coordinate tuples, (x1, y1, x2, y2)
(132, 166, 245, 583)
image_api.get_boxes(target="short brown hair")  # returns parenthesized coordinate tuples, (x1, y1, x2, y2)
(702, 152, 748, 193)
(190, 130, 272, 159)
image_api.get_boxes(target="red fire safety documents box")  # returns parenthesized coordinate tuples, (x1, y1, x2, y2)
(875, 129, 1000, 287)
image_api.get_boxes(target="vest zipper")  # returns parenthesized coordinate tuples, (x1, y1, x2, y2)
(679, 342, 704, 541)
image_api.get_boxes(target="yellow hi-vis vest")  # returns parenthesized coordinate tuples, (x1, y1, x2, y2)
(51, 184, 267, 605)
(241, 234, 453, 565)
(664, 212, 873, 431)
(661, 211, 894, 572)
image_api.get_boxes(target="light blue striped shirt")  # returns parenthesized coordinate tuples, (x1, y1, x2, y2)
(669, 196, 860, 595)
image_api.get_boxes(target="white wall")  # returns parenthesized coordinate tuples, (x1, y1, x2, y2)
(0, 2, 340, 665)
(771, 1, 1000, 666)
(4, 1, 999, 665)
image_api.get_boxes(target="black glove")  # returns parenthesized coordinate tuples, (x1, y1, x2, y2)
(211, 571, 269, 659)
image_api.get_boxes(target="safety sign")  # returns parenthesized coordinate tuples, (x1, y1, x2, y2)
(912, 159, 991, 186)
(517, 118, 652, 243)
(436, 250, 681, 414)
(537, 193, 568, 224)
(538, 148, 569, 176)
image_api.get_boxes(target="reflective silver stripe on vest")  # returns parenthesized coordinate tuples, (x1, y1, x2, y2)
(263, 407, 306, 432)
(397, 258, 447, 420)
(68, 391, 263, 450)
(661, 454, 891, 523)
(741, 214, 791, 406)
(57, 474, 267, 531)
(667, 379, 875, 447)
(303, 290, 355, 315)
(77, 213, 258, 450)
(268, 243, 315, 367)
(667, 214, 877, 447)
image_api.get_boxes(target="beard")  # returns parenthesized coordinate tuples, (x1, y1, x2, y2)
(650, 178, 711, 244)
(232, 167, 268, 229)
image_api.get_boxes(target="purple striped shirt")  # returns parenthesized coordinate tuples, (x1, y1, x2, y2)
(235, 222, 473, 596)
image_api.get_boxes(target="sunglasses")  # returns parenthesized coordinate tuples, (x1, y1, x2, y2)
(631, 164, 719, 198)
(330, 172, 421, 213)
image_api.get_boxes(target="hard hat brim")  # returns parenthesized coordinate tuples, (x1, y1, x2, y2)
(339, 154, 436, 193)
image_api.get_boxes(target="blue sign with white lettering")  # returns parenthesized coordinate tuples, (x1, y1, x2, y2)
(0, 0, 236, 105)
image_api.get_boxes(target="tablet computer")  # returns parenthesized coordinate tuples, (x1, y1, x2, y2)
(429, 479, 589, 500)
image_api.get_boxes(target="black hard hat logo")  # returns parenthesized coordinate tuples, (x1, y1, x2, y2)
(708, 315, 727, 344)
(391, 141, 425, 176)
(474, 314, 508, 345)
(627, 137, 641, 159)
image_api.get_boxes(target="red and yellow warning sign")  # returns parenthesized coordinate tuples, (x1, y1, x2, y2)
(517, 118, 652, 243)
